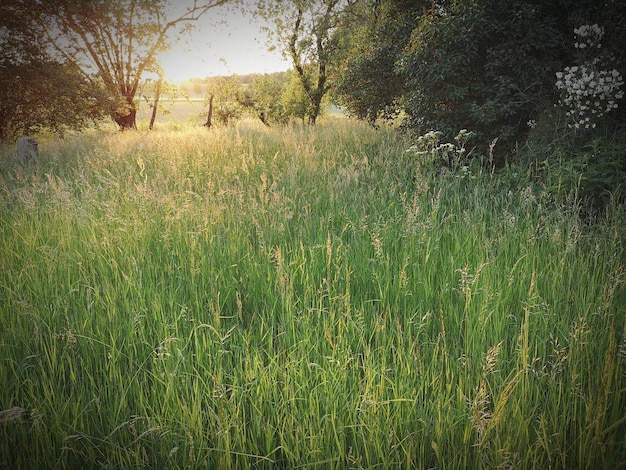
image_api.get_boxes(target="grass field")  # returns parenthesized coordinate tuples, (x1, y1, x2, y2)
(0, 118, 625, 468)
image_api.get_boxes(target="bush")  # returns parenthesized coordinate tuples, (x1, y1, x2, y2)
(400, 0, 564, 162)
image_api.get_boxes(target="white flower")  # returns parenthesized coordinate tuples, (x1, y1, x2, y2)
(555, 26, 624, 131)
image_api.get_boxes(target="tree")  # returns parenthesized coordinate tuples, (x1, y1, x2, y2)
(204, 94, 215, 128)
(398, 0, 626, 161)
(139, 74, 186, 129)
(399, 0, 567, 160)
(148, 71, 164, 130)
(332, 0, 424, 126)
(256, 0, 356, 124)
(204, 75, 245, 126)
(0, 1, 108, 140)
(13, 0, 233, 130)
(281, 70, 310, 124)
(243, 73, 290, 126)
(0, 60, 109, 141)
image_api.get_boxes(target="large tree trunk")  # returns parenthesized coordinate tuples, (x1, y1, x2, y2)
(115, 109, 136, 130)
(113, 95, 137, 130)
(308, 96, 322, 125)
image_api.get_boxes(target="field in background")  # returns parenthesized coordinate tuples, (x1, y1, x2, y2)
(0, 119, 624, 468)
(135, 99, 346, 130)
(137, 99, 208, 126)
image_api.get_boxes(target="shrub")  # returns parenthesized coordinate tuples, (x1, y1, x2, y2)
(400, 0, 564, 162)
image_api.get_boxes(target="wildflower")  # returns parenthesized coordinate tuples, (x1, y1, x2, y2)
(407, 129, 474, 170)
(555, 26, 624, 130)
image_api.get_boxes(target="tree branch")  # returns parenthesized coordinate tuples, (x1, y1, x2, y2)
(130, 0, 233, 98)
(289, 7, 313, 98)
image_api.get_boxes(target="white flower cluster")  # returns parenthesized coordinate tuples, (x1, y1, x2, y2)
(573, 23, 604, 50)
(556, 66, 624, 129)
(406, 129, 474, 170)
(555, 24, 624, 130)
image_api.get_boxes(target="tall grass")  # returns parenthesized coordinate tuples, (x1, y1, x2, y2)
(0, 119, 624, 468)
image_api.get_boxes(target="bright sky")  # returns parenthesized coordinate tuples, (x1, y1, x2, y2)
(159, 2, 291, 83)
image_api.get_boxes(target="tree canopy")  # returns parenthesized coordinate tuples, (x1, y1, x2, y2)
(255, 0, 357, 124)
(3, 0, 233, 133)
(0, 1, 108, 140)
(401, 0, 565, 157)
(332, 0, 424, 125)
(333, 0, 626, 160)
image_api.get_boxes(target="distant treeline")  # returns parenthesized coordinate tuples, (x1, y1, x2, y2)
(177, 71, 290, 98)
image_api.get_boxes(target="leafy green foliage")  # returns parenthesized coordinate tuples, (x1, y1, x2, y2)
(333, 0, 424, 125)
(204, 75, 246, 126)
(0, 1, 109, 140)
(242, 73, 290, 125)
(282, 67, 329, 123)
(333, 42, 403, 125)
(0, 61, 109, 141)
(333, 0, 626, 181)
(400, 0, 564, 161)
(255, 0, 353, 124)
(235, 70, 325, 126)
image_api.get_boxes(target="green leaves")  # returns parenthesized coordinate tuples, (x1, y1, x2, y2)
(332, 0, 423, 125)
(0, 60, 110, 141)
(401, 0, 564, 160)
(256, 0, 351, 124)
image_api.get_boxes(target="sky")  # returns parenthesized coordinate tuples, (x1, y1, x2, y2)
(159, 2, 291, 83)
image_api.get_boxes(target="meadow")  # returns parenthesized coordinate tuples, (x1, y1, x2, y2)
(137, 99, 208, 127)
(0, 118, 625, 468)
